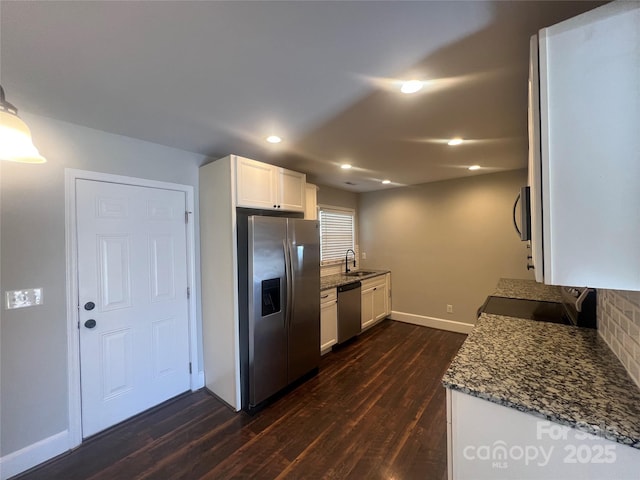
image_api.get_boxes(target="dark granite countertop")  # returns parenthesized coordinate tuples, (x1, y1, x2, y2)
(493, 277, 563, 303)
(442, 313, 640, 449)
(320, 270, 389, 290)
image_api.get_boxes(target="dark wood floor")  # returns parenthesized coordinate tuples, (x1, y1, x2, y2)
(15, 320, 466, 480)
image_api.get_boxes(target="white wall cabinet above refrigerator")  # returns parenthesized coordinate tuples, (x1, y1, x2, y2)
(236, 156, 306, 212)
(529, 1, 640, 290)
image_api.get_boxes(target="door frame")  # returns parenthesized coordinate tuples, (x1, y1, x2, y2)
(64, 168, 201, 448)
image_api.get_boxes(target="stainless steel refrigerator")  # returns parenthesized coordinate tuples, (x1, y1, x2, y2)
(238, 213, 320, 411)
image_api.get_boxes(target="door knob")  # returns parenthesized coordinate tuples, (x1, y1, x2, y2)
(84, 319, 97, 329)
(84, 301, 95, 311)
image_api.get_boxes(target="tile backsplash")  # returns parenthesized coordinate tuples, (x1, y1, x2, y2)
(598, 289, 640, 388)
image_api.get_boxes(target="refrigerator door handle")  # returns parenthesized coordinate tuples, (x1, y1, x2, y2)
(283, 240, 293, 328)
(287, 240, 296, 326)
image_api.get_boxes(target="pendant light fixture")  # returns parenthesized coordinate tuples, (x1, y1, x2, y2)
(0, 85, 46, 163)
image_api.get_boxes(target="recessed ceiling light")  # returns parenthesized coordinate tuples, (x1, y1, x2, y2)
(468, 165, 481, 171)
(448, 138, 464, 146)
(266, 135, 282, 144)
(382, 179, 391, 184)
(341, 164, 352, 170)
(400, 80, 424, 94)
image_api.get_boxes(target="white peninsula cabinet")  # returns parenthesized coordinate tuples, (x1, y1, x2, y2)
(447, 389, 640, 480)
(236, 156, 306, 212)
(320, 288, 337, 354)
(361, 273, 391, 330)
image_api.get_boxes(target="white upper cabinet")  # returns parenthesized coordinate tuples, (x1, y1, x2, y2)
(533, 2, 640, 290)
(236, 156, 277, 209)
(235, 156, 305, 212)
(276, 168, 306, 212)
(304, 183, 318, 220)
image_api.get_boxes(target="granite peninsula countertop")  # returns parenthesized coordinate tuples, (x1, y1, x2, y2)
(320, 270, 389, 290)
(442, 313, 640, 449)
(493, 277, 564, 303)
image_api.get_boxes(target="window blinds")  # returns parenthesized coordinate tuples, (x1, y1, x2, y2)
(319, 208, 354, 264)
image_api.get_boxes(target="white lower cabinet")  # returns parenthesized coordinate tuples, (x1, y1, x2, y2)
(385, 273, 392, 315)
(361, 274, 389, 330)
(320, 288, 337, 354)
(447, 389, 640, 480)
(361, 287, 374, 329)
(372, 285, 386, 321)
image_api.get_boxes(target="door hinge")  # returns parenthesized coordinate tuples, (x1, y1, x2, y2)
(77, 321, 80, 330)
(187, 287, 191, 299)
(189, 362, 192, 374)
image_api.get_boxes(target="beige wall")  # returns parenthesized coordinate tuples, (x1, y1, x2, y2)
(317, 184, 359, 212)
(358, 169, 533, 325)
(0, 113, 206, 457)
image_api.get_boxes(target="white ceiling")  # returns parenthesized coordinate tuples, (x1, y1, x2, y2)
(0, 0, 603, 192)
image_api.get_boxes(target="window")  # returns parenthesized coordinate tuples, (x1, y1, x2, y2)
(319, 206, 355, 265)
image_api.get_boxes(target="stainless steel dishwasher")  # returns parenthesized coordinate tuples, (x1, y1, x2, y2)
(337, 281, 361, 343)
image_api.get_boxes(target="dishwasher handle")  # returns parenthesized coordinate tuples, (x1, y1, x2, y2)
(338, 281, 361, 293)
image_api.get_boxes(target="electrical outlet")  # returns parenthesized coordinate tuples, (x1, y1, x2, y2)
(5, 288, 43, 309)
(362, 252, 367, 260)
(447, 304, 453, 313)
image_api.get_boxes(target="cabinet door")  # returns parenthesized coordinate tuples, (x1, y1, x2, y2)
(361, 287, 375, 329)
(538, 2, 640, 289)
(304, 183, 318, 220)
(385, 273, 392, 315)
(236, 157, 277, 209)
(277, 168, 306, 212)
(449, 389, 640, 479)
(320, 300, 337, 353)
(372, 284, 387, 322)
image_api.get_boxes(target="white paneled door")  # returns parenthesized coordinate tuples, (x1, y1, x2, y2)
(76, 179, 190, 437)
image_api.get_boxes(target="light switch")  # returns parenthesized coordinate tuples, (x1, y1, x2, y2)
(5, 288, 43, 309)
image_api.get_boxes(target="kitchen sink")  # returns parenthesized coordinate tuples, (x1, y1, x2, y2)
(345, 271, 377, 277)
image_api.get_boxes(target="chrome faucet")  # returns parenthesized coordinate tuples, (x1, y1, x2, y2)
(345, 249, 356, 274)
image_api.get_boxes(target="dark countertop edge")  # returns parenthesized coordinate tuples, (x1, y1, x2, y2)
(491, 278, 564, 303)
(320, 270, 390, 290)
(441, 381, 640, 449)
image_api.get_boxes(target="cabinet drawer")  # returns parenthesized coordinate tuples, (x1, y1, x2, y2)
(320, 288, 337, 304)
(360, 275, 386, 291)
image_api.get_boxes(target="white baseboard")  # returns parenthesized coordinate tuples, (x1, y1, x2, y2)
(390, 311, 474, 334)
(0, 430, 70, 480)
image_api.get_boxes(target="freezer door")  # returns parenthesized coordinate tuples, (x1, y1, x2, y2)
(287, 219, 321, 383)
(248, 216, 288, 406)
